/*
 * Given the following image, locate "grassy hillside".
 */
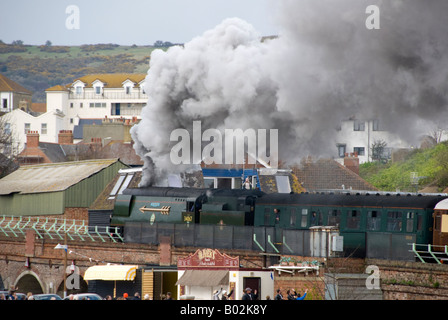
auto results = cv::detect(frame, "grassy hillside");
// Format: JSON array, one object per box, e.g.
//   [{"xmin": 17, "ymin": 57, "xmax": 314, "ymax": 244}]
[
  {"xmin": 0, "ymin": 43, "xmax": 167, "ymax": 102},
  {"xmin": 359, "ymin": 141, "xmax": 448, "ymax": 193}
]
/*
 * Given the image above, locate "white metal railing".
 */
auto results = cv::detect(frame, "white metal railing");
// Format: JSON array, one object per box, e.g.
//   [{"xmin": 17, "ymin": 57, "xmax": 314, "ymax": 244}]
[
  {"xmin": 69, "ymin": 92, "xmax": 148, "ymax": 100},
  {"xmin": 0, "ymin": 215, "xmax": 123, "ymax": 243}
]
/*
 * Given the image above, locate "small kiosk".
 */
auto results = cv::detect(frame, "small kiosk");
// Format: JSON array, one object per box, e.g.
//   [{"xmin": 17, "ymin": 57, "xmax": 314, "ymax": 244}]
[{"xmin": 176, "ymin": 248, "xmax": 274, "ymax": 300}]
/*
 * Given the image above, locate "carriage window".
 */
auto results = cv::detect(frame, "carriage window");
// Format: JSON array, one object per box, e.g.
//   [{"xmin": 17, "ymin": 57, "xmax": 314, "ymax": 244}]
[
  {"xmin": 387, "ymin": 211, "xmax": 402, "ymax": 232},
  {"xmin": 264, "ymin": 208, "xmax": 271, "ymax": 225},
  {"xmin": 328, "ymin": 209, "xmax": 341, "ymax": 227},
  {"xmin": 417, "ymin": 214, "xmax": 423, "ymax": 231},
  {"xmin": 301, "ymin": 209, "xmax": 308, "ymax": 227},
  {"xmin": 406, "ymin": 212, "xmax": 415, "ymax": 232},
  {"xmin": 434, "ymin": 214, "xmax": 441, "ymax": 231},
  {"xmin": 367, "ymin": 210, "xmax": 381, "ymax": 231},
  {"xmin": 347, "ymin": 210, "xmax": 360, "ymax": 229},
  {"xmin": 290, "ymin": 208, "xmax": 296, "ymax": 226},
  {"xmin": 310, "ymin": 211, "xmax": 322, "ymax": 226}
]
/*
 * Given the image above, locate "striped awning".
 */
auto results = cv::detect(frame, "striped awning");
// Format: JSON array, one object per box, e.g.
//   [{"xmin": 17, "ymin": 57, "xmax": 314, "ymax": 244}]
[
  {"xmin": 175, "ymin": 270, "xmax": 229, "ymax": 287},
  {"xmin": 84, "ymin": 265, "xmax": 138, "ymax": 281}
]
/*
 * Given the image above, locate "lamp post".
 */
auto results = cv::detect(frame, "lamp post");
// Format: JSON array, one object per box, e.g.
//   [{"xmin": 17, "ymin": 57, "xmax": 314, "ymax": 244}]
[{"xmin": 54, "ymin": 233, "xmax": 68, "ymax": 299}]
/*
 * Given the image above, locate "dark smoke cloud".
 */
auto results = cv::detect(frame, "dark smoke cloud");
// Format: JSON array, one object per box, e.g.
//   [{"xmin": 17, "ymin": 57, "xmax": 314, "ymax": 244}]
[{"xmin": 132, "ymin": 0, "xmax": 448, "ymax": 186}]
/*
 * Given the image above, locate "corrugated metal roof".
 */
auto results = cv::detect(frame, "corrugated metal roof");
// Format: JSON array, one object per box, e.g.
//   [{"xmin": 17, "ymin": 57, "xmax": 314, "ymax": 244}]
[{"xmin": 0, "ymin": 158, "xmax": 121, "ymax": 195}]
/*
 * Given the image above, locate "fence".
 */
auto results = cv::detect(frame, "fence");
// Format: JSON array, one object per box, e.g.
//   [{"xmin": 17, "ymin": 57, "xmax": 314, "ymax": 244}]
[
  {"xmin": 0, "ymin": 215, "xmax": 122, "ymax": 243},
  {"xmin": 124, "ymin": 222, "xmax": 314, "ymax": 256}
]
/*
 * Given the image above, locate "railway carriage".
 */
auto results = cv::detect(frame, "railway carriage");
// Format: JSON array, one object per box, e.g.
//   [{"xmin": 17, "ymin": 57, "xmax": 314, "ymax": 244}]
[{"xmin": 110, "ymin": 186, "xmax": 448, "ymax": 259}]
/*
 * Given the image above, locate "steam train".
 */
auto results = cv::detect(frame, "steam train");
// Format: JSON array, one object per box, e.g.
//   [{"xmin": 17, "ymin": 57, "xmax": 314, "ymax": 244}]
[{"xmin": 111, "ymin": 186, "xmax": 448, "ymax": 259}]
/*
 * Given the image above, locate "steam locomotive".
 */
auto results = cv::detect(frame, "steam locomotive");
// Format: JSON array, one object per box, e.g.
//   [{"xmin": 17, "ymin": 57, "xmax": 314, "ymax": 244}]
[{"xmin": 111, "ymin": 186, "xmax": 448, "ymax": 259}]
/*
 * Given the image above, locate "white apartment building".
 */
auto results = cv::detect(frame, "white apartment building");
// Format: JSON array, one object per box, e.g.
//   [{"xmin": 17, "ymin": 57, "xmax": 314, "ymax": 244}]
[
  {"xmin": 46, "ymin": 73, "xmax": 147, "ymax": 130},
  {"xmin": 2, "ymin": 73, "xmax": 148, "ymax": 151},
  {"xmin": 334, "ymin": 118, "xmax": 411, "ymax": 164}
]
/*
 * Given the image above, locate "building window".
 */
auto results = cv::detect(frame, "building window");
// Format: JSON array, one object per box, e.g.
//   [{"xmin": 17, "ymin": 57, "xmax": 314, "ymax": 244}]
[
  {"xmin": 70, "ymin": 118, "xmax": 73, "ymax": 124},
  {"xmin": 24, "ymin": 123, "xmax": 30, "ymax": 134},
  {"xmin": 41, "ymin": 123, "xmax": 47, "ymax": 135},
  {"xmin": 70, "ymin": 103, "xmax": 73, "ymax": 108},
  {"xmin": 75, "ymin": 86, "xmax": 83, "ymax": 95},
  {"xmin": 90, "ymin": 103, "xmax": 106, "ymax": 108},
  {"xmin": 337, "ymin": 144, "xmax": 346, "ymax": 158},
  {"xmin": 95, "ymin": 86, "xmax": 101, "ymax": 95},
  {"xmin": 353, "ymin": 147, "xmax": 365, "ymax": 156},
  {"xmin": 372, "ymin": 119, "xmax": 380, "ymax": 131},
  {"xmin": 353, "ymin": 120, "xmax": 365, "ymax": 131},
  {"xmin": 126, "ymin": 86, "xmax": 131, "ymax": 94},
  {"xmin": 275, "ymin": 175, "xmax": 291, "ymax": 193},
  {"xmin": 80, "ymin": 103, "xmax": 83, "ymax": 108},
  {"xmin": 2, "ymin": 98, "xmax": 7, "ymax": 109},
  {"xmin": 4, "ymin": 122, "xmax": 11, "ymax": 135}
]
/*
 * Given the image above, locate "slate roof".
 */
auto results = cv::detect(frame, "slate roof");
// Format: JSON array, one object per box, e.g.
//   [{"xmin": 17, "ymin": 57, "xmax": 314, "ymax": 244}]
[{"xmin": 293, "ymin": 158, "xmax": 378, "ymax": 192}]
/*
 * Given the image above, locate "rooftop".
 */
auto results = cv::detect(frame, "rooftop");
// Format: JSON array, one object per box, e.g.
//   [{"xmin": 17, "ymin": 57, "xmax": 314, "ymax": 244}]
[
  {"xmin": 0, "ymin": 73, "xmax": 32, "ymax": 94},
  {"xmin": 0, "ymin": 158, "xmax": 123, "ymax": 195},
  {"xmin": 46, "ymin": 73, "xmax": 147, "ymax": 91}
]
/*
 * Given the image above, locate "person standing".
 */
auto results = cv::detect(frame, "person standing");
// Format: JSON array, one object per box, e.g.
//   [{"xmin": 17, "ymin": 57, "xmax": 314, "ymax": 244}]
[
  {"xmin": 242, "ymin": 288, "xmax": 252, "ymax": 300},
  {"xmin": 275, "ymin": 289, "xmax": 283, "ymax": 300},
  {"xmin": 296, "ymin": 289, "xmax": 308, "ymax": 300}
]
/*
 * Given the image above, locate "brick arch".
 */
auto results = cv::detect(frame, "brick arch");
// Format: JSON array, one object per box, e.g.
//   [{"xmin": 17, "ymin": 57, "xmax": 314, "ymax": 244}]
[
  {"xmin": 56, "ymin": 268, "xmax": 88, "ymax": 297},
  {"xmin": 14, "ymin": 270, "xmax": 45, "ymax": 295}
]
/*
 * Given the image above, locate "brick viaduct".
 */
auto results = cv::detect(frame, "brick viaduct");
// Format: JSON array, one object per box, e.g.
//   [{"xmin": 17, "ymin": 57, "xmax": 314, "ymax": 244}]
[{"xmin": 2, "ymin": 230, "xmax": 448, "ymax": 299}]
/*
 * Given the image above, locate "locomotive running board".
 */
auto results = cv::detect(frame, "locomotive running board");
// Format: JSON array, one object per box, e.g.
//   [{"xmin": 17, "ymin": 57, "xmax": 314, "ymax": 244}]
[{"xmin": 139, "ymin": 206, "xmax": 171, "ymax": 215}]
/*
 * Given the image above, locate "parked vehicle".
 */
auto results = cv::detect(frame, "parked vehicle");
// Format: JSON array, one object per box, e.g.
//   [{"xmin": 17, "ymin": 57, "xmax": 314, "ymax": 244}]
[
  {"xmin": 29, "ymin": 294, "xmax": 62, "ymax": 300},
  {"xmin": 68, "ymin": 293, "xmax": 103, "ymax": 300}
]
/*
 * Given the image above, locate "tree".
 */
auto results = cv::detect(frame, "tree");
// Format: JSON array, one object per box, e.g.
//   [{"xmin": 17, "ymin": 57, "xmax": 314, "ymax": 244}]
[
  {"xmin": 11, "ymin": 40, "xmax": 24, "ymax": 46},
  {"xmin": 45, "ymin": 40, "xmax": 52, "ymax": 47},
  {"xmin": 0, "ymin": 115, "xmax": 20, "ymax": 178},
  {"xmin": 371, "ymin": 139, "xmax": 388, "ymax": 162}
]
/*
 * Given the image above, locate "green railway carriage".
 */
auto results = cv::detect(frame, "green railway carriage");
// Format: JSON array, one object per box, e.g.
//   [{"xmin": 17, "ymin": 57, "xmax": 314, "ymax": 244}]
[
  {"xmin": 111, "ymin": 186, "xmax": 448, "ymax": 259},
  {"xmin": 254, "ymin": 192, "xmax": 446, "ymax": 256}
]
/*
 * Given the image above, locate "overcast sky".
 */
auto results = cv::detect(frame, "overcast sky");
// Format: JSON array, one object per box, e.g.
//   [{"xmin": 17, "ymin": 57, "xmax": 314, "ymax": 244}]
[{"xmin": 0, "ymin": 0, "xmax": 279, "ymax": 46}]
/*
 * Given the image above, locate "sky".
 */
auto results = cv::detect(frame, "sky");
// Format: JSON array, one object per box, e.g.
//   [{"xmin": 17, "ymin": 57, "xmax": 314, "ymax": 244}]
[{"xmin": 0, "ymin": 0, "xmax": 279, "ymax": 46}]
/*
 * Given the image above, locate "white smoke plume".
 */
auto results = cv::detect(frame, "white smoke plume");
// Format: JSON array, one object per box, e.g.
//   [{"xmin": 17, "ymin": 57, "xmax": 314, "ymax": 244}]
[{"xmin": 131, "ymin": 0, "xmax": 448, "ymax": 187}]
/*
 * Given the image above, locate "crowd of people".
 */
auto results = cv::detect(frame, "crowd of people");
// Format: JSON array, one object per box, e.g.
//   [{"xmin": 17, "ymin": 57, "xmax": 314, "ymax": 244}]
[{"xmin": 1, "ymin": 288, "xmax": 308, "ymax": 300}]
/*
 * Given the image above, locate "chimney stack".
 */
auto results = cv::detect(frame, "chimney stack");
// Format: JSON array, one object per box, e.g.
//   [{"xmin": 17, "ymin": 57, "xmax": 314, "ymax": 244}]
[
  {"xmin": 344, "ymin": 152, "xmax": 359, "ymax": 175},
  {"xmin": 58, "ymin": 130, "xmax": 73, "ymax": 145},
  {"xmin": 26, "ymin": 131, "xmax": 40, "ymax": 148}
]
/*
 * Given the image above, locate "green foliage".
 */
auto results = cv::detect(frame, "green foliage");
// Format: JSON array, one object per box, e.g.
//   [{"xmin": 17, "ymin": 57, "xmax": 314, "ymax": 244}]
[
  {"xmin": 0, "ymin": 44, "xmax": 155, "ymax": 102},
  {"xmin": 360, "ymin": 142, "xmax": 448, "ymax": 192}
]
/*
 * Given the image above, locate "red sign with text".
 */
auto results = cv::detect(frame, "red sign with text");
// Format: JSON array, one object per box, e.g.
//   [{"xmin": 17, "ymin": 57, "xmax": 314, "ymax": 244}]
[{"xmin": 177, "ymin": 248, "xmax": 239, "ymax": 269}]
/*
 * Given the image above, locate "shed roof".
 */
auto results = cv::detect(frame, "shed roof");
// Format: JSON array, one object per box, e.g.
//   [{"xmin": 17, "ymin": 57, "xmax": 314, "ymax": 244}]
[{"xmin": 0, "ymin": 158, "xmax": 122, "ymax": 195}]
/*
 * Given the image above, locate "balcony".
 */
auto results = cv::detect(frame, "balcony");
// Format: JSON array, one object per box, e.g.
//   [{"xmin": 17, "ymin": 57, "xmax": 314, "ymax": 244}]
[{"xmin": 69, "ymin": 91, "xmax": 148, "ymax": 100}]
